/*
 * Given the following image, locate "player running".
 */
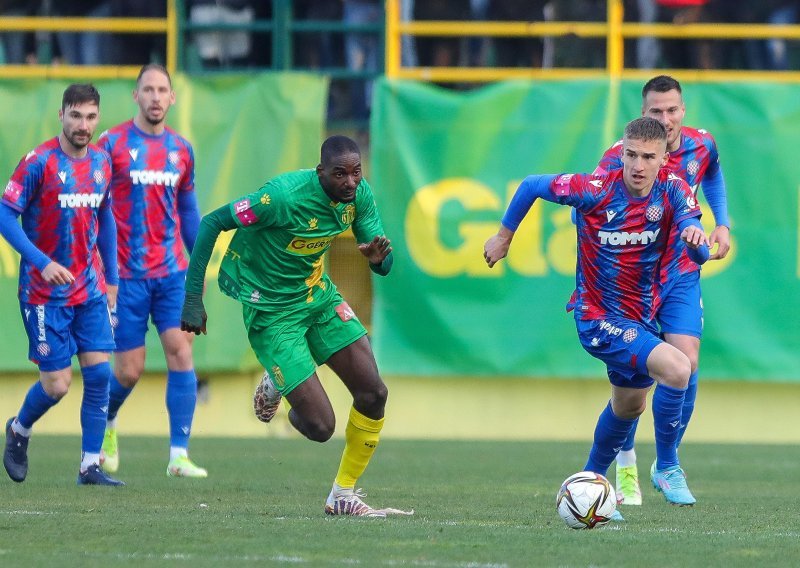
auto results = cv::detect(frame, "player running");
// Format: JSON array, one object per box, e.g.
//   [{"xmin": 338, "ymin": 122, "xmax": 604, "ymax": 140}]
[
  {"xmin": 594, "ymin": 75, "xmax": 730, "ymax": 506},
  {"xmin": 1, "ymin": 84, "xmax": 123, "ymax": 486},
  {"xmin": 97, "ymin": 64, "xmax": 206, "ymax": 478},
  {"xmin": 181, "ymin": 135, "xmax": 413, "ymax": 518},
  {"xmin": 485, "ymin": 118, "xmax": 710, "ymax": 520}
]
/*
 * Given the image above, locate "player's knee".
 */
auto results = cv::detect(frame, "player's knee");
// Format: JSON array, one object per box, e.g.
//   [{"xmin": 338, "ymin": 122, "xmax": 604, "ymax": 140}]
[
  {"xmin": 305, "ymin": 418, "xmax": 335, "ymax": 442},
  {"xmin": 353, "ymin": 381, "xmax": 388, "ymax": 415},
  {"xmin": 114, "ymin": 366, "xmax": 143, "ymax": 388},
  {"xmin": 44, "ymin": 380, "xmax": 70, "ymax": 400},
  {"xmin": 663, "ymin": 352, "xmax": 691, "ymax": 389}
]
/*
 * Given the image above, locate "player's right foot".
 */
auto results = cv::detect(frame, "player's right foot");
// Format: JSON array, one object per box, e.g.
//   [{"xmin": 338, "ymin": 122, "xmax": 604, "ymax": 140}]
[
  {"xmin": 615, "ymin": 463, "xmax": 642, "ymax": 505},
  {"xmin": 167, "ymin": 455, "xmax": 208, "ymax": 478},
  {"xmin": 253, "ymin": 371, "xmax": 282, "ymax": 423},
  {"xmin": 77, "ymin": 464, "xmax": 125, "ymax": 486},
  {"xmin": 100, "ymin": 426, "xmax": 119, "ymax": 473},
  {"xmin": 325, "ymin": 486, "xmax": 386, "ymax": 517},
  {"xmin": 4, "ymin": 417, "xmax": 29, "ymax": 483},
  {"xmin": 651, "ymin": 464, "xmax": 696, "ymax": 506}
]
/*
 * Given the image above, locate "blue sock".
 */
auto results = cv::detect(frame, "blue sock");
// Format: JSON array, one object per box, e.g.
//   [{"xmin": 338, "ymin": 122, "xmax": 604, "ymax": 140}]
[
  {"xmin": 17, "ymin": 381, "xmax": 59, "ymax": 429},
  {"xmin": 107, "ymin": 373, "xmax": 133, "ymax": 422},
  {"xmin": 584, "ymin": 401, "xmax": 638, "ymax": 476},
  {"xmin": 166, "ymin": 370, "xmax": 197, "ymax": 449},
  {"xmin": 653, "ymin": 383, "xmax": 687, "ymax": 470},
  {"xmin": 676, "ymin": 370, "xmax": 699, "ymax": 447},
  {"xmin": 80, "ymin": 362, "xmax": 112, "ymax": 454},
  {"xmin": 621, "ymin": 417, "xmax": 639, "ymax": 452}
]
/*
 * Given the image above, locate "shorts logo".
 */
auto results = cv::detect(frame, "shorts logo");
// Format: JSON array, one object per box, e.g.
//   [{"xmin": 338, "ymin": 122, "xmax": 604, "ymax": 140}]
[
  {"xmin": 622, "ymin": 328, "xmax": 638, "ymax": 343},
  {"xmin": 35, "ymin": 305, "xmax": 46, "ymax": 341},
  {"xmin": 271, "ymin": 365, "xmax": 285, "ymax": 388},
  {"xmin": 36, "ymin": 343, "xmax": 50, "ymax": 357},
  {"xmin": 646, "ymin": 205, "xmax": 663, "ymax": 222},
  {"xmin": 249, "ymin": 290, "xmax": 260, "ymax": 303},
  {"xmin": 335, "ymin": 301, "xmax": 356, "ymax": 322},
  {"xmin": 599, "ymin": 320, "xmax": 623, "ymax": 336}
]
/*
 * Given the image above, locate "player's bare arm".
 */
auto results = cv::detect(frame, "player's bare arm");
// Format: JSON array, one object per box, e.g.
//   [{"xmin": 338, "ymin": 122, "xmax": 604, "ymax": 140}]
[
  {"xmin": 40, "ymin": 261, "xmax": 75, "ymax": 286},
  {"xmin": 484, "ymin": 226, "xmax": 514, "ymax": 268},
  {"xmin": 106, "ymin": 284, "xmax": 118, "ymax": 310},
  {"xmin": 357, "ymin": 235, "xmax": 392, "ymax": 264},
  {"xmin": 708, "ymin": 225, "xmax": 730, "ymax": 260}
]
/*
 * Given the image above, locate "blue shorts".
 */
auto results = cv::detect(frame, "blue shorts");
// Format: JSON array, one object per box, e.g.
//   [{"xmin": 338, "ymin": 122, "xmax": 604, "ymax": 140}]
[
  {"xmin": 112, "ymin": 272, "xmax": 186, "ymax": 352},
  {"xmin": 20, "ymin": 296, "xmax": 115, "ymax": 372},
  {"xmin": 657, "ymin": 270, "xmax": 703, "ymax": 338},
  {"xmin": 576, "ymin": 316, "xmax": 663, "ymax": 389}
]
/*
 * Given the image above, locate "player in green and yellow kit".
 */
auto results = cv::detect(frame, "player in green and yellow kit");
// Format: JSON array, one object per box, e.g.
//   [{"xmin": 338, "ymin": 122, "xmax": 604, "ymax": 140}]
[{"xmin": 181, "ymin": 135, "xmax": 412, "ymax": 518}]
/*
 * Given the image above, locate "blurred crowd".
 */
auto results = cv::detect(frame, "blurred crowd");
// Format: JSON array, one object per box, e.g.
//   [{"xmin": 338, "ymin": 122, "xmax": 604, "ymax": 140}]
[{"xmin": 2, "ymin": 0, "xmax": 798, "ymax": 123}]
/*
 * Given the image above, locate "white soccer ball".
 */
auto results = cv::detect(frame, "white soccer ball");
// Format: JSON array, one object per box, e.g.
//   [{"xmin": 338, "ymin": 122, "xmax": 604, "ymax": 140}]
[{"xmin": 556, "ymin": 471, "xmax": 616, "ymax": 529}]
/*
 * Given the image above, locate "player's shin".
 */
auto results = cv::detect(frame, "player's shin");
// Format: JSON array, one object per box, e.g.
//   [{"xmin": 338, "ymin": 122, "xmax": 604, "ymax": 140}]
[
  {"xmin": 80, "ymin": 362, "xmax": 112, "ymax": 470},
  {"xmin": 334, "ymin": 406, "xmax": 384, "ymax": 488},
  {"xmin": 676, "ymin": 370, "xmax": 698, "ymax": 447},
  {"xmin": 584, "ymin": 402, "xmax": 638, "ymax": 476},
  {"xmin": 106, "ymin": 373, "xmax": 133, "ymax": 422},
  {"xmin": 652, "ymin": 383, "xmax": 687, "ymax": 470},
  {"xmin": 17, "ymin": 381, "xmax": 59, "ymax": 430},
  {"xmin": 166, "ymin": 370, "xmax": 197, "ymax": 452}
]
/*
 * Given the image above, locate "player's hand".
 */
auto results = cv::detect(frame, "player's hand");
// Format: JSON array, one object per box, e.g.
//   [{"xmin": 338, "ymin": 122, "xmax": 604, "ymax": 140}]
[
  {"xmin": 680, "ymin": 225, "xmax": 709, "ymax": 249},
  {"xmin": 484, "ymin": 227, "xmax": 514, "ymax": 268},
  {"xmin": 181, "ymin": 292, "xmax": 207, "ymax": 335},
  {"xmin": 40, "ymin": 261, "xmax": 75, "ymax": 286},
  {"xmin": 106, "ymin": 284, "xmax": 118, "ymax": 311},
  {"xmin": 708, "ymin": 225, "xmax": 731, "ymax": 260},
  {"xmin": 357, "ymin": 235, "xmax": 392, "ymax": 264}
]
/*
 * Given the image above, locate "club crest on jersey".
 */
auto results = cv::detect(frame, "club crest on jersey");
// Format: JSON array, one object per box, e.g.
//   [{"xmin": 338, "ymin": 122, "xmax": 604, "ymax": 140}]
[
  {"xmin": 341, "ymin": 204, "xmax": 356, "ymax": 225},
  {"xmin": 645, "ymin": 205, "xmax": 663, "ymax": 222},
  {"xmin": 168, "ymin": 151, "xmax": 179, "ymax": 165},
  {"xmin": 622, "ymin": 328, "xmax": 638, "ymax": 343},
  {"xmin": 687, "ymin": 160, "xmax": 700, "ymax": 176},
  {"xmin": 93, "ymin": 169, "xmax": 105, "ymax": 184}
]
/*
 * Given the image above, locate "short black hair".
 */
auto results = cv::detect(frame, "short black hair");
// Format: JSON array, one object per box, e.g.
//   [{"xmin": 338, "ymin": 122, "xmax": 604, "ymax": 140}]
[
  {"xmin": 62, "ymin": 83, "xmax": 100, "ymax": 110},
  {"xmin": 320, "ymin": 135, "xmax": 360, "ymax": 166},
  {"xmin": 642, "ymin": 75, "xmax": 682, "ymax": 98},
  {"xmin": 136, "ymin": 63, "xmax": 172, "ymax": 87},
  {"xmin": 624, "ymin": 116, "xmax": 667, "ymax": 143}
]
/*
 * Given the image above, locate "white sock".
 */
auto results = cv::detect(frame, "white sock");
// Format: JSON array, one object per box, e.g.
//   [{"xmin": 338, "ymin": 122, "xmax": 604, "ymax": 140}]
[
  {"xmin": 80, "ymin": 452, "xmax": 100, "ymax": 472},
  {"xmin": 107, "ymin": 417, "xmax": 117, "ymax": 429},
  {"xmin": 169, "ymin": 446, "xmax": 188, "ymax": 461},
  {"xmin": 11, "ymin": 418, "xmax": 32, "ymax": 438},
  {"xmin": 616, "ymin": 449, "xmax": 637, "ymax": 468}
]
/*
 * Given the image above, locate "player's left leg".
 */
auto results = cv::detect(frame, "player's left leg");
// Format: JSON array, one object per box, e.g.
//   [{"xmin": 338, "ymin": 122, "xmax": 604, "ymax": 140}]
[
  {"xmin": 154, "ymin": 273, "xmax": 206, "ymax": 478},
  {"xmin": 309, "ymin": 297, "xmax": 413, "ymax": 517},
  {"xmin": 73, "ymin": 298, "xmax": 125, "ymax": 486}
]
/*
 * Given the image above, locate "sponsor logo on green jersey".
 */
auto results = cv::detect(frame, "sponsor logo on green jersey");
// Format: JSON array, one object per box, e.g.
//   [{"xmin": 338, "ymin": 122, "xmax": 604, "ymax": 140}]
[{"xmin": 286, "ymin": 235, "xmax": 334, "ymax": 255}]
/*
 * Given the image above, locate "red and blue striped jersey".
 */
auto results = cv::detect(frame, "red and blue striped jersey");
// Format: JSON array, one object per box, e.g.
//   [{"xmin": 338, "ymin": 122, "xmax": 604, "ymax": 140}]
[
  {"xmin": 554, "ymin": 169, "xmax": 701, "ymax": 323},
  {"xmin": 2, "ymin": 137, "xmax": 112, "ymax": 306},
  {"xmin": 595, "ymin": 126, "xmax": 720, "ymax": 283},
  {"xmin": 98, "ymin": 120, "xmax": 195, "ymax": 279}
]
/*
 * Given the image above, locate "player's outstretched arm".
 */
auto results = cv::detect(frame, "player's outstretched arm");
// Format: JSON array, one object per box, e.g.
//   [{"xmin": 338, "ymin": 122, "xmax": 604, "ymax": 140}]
[
  {"xmin": 181, "ymin": 203, "xmax": 238, "ymax": 335},
  {"xmin": 484, "ymin": 226, "xmax": 514, "ymax": 268}
]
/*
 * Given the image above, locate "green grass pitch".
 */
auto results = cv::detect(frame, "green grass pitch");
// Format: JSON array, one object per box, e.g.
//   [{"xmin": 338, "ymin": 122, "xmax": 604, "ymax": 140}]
[{"xmin": 1, "ymin": 436, "xmax": 798, "ymax": 567}]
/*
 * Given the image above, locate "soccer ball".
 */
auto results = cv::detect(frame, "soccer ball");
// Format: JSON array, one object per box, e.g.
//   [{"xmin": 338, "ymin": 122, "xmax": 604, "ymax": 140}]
[{"xmin": 556, "ymin": 471, "xmax": 616, "ymax": 529}]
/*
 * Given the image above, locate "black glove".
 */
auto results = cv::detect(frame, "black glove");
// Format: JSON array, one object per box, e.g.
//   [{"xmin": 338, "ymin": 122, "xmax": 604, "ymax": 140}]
[{"xmin": 181, "ymin": 291, "xmax": 207, "ymax": 335}]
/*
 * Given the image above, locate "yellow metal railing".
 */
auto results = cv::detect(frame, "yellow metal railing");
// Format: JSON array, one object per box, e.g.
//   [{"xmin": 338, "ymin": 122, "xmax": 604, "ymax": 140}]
[
  {"xmin": 0, "ymin": 0, "xmax": 177, "ymax": 79},
  {"xmin": 385, "ymin": 0, "xmax": 800, "ymax": 83}
]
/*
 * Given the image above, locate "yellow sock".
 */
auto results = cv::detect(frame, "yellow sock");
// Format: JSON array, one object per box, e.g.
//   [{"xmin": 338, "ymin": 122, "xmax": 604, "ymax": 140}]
[{"xmin": 334, "ymin": 406, "xmax": 384, "ymax": 488}]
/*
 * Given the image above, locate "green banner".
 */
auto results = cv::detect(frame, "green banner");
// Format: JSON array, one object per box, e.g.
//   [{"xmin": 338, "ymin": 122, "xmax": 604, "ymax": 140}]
[
  {"xmin": 371, "ymin": 78, "xmax": 800, "ymax": 382},
  {"xmin": 0, "ymin": 73, "xmax": 327, "ymax": 372}
]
